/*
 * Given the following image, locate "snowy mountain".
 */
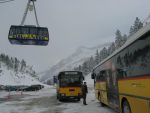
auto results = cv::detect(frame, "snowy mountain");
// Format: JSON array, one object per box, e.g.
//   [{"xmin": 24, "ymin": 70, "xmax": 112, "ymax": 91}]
[
  {"xmin": 41, "ymin": 42, "xmax": 111, "ymax": 81},
  {"xmin": 0, "ymin": 62, "xmax": 41, "ymax": 86}
]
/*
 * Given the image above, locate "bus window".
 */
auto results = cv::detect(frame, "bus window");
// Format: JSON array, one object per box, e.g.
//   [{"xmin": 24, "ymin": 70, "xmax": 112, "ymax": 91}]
[
  {"xmin": 59, "ymin": 74, "xmax": 82, "ymax": 87},
  {"xmin": 99, "ymin": 70, "xmax": 106, "ymax": 81},
  {"xmin": 125, "ymin": 35, "xmax": 150, "ymax": 77},
  {"xmin": 96, "ymin": 73, "xmax": 100, "ymax": 81},
  {"xmin": 117, "ymin": 69, "xmax": 127, "ymax": 79}
]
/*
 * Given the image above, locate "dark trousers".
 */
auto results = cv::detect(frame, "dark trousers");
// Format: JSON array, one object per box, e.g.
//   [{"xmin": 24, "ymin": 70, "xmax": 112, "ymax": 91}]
[{"xmin": 83, "ymin": 94, "xmax": 87, "ymax": 105}]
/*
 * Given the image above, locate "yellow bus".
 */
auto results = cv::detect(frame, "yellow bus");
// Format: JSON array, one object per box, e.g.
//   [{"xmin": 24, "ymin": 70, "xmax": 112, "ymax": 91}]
[
  {"xmin": 56, "ymin": 71, "xmax": 84, "ymax": 101},
  {"xmin": 91, "ymin": 24, "xmax": 150, "ymax": 113}
]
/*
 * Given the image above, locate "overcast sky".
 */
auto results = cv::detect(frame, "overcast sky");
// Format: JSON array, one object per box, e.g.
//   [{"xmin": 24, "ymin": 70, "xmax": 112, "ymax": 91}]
[{"xmin": 0, "ymin": 0, "xmax": 150, "ymax": 72}]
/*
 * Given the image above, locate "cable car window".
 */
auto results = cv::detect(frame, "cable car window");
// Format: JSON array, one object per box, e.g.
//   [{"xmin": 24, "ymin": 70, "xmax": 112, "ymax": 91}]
[
  {"xmin": 16, "ymin": 27, "xmax": 21, "ymax": 36},
  {"xmin": 9, "ymin": 27, "xmax": 15, "ymax": 36},
  {"xmin": 21, "ymin": 27, "xmax": 29, "ymax": 34},
  {"xmin": 30, "ymin": 27, "xmax": 37, "ymax": 35},
  {"xmin": 37, "ymin": 28, "xmax": 49, "ymax": 41}
]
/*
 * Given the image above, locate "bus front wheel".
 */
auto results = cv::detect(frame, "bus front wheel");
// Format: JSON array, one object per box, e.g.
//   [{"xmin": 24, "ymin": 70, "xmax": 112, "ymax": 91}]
[{"xmin": 122, "ymin": 100, "xmax": 131, "ymax": 113}]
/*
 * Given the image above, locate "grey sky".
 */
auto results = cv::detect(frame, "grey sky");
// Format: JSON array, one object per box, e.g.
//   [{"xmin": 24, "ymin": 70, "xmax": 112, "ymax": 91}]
[{"xmin": 0, "ymin": 0, "xmax": 150, "ymax": 72}]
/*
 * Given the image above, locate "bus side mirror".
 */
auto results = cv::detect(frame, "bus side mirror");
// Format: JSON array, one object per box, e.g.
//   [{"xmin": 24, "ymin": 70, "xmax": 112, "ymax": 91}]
[{"xmin": 91, "ymin": 73, "xmax": 95, "ymax": 79}]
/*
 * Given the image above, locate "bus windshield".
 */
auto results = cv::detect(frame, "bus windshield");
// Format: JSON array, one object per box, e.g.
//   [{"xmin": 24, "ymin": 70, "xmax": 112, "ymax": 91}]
[{"xmin": 59, "ymin": 73, "xmax": 83, "ymax": 87}]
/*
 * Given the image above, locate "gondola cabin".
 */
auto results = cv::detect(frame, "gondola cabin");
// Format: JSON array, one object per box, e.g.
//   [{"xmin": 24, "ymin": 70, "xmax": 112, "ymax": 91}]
[{"xmin": 8, "ymin": 25, "xmax": 49, "ymax": 46}]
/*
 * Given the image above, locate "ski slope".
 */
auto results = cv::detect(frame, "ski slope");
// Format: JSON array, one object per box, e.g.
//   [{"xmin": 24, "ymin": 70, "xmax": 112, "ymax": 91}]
[{"xmin": 0, "ymin": 66, "xmax": 41, "ymax": 86}]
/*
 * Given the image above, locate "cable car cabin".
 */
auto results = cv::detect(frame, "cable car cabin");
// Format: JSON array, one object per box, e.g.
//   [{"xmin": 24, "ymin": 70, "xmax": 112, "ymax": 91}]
[{"xmin": 8, "ymin": 25, "xmax": 49, "ymax": 46}]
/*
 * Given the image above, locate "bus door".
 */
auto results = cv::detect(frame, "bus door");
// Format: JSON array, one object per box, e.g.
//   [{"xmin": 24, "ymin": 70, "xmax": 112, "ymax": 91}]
[{"xmin": 106, "ymin": 69, "xmax": 120, "ymax": 111}]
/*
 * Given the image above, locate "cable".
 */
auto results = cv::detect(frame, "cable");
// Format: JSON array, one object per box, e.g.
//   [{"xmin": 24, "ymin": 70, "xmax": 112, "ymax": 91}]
[
  {"xmin": 33, "ymin": 1, "xmax": 39, "ymax": 27},
  {"xmin": 20, "ymin": 0, "xmax": 40, "ymax": 27},
  {"xmin": 0, "ymin": 0, "xmax": 15, "ymax": 3},
  {"xmin": 20, "ymin": 0, "xmax": 30, "ymax": 26}
]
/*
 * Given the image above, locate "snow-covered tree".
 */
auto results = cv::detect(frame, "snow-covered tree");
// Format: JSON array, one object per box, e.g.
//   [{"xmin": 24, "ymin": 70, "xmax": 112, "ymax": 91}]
[
  {"xmin": 129, "ymin": 17, "xmax": 143, "ymax": 36},
  {"xmin": 115, "ymin": 30, "xmax": 123, "ymax": 49},
  {"xmin": 122, "ymin": 34, "xmax": 127, "ymax": 45},
  {"xmin": 72, "ymin": 17, "xmax": 144, "ymax": 76},
  {"xmin": 20, "ymin": 59, "xmax": 26, "ymax": 72},
  {"xmin": 82, "ymin": 62, "xmax": 89, "ymax": 75},
  {"xmin": 95, "ymin": 49, "xmax": 100, "ymax": 65},
  {"xmin": 129, "ymin": 26, "xmax": 134, "ymax": 36},
  {"xmin": 14, "ymin": 57, "xmax": 20, "ymax": 72},
  {"xmin": 133, "ymin": 17, "xmax": 143, "ymax": 32},
  {"xmin": 108, "ymin": 42, "xmax": 116, "ymax": 55},
  {"xmin": 88, "ymin": 56, "xmax": 95, "ymax": 72},
  {"xmin": 99, "ymin": 47, "xmax": 108, "ymax": 61}
]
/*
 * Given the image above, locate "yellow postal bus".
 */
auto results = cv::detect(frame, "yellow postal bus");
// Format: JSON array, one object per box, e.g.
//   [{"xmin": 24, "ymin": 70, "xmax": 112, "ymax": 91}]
[
  {"xmin": 56, "ymin": 71, "xmax": 84, "ymax": 101},
  {"xmin": 91, "ymin": 24, "xmax": 150, "ymax": 113}
]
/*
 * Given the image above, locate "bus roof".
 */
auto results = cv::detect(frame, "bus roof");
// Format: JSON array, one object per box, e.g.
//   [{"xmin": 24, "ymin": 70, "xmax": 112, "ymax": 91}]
[{"xmin": 93, "ymin": 23, "xmax": 150, "ymax": 71}]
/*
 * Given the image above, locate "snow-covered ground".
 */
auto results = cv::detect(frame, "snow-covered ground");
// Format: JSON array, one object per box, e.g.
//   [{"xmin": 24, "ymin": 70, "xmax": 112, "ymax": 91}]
[
  {"xmin": 0, "ymin": 73, "xmax": 117, "ymax": 113},
  {"xmin": 58, "ymin": 73, "xmax": 116, "ymax": 113},
  {"xmin": 0, "ymin": 86, "xmax": 56, "ymax": 113},
  {"xmin": 59, "ymin": 90, "xmax": 116, "ymax": 113}
]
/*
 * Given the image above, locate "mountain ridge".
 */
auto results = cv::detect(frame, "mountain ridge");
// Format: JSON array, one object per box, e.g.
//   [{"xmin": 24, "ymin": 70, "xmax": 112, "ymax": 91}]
[{"xmin": 41, "ymin": 42, "xmax": 111, "ymax": 81}]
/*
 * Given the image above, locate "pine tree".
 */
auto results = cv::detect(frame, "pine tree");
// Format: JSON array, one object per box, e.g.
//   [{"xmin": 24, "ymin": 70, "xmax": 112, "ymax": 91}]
[
  {"xmin": 95, "ymin": 49, "xmax": 100, "ymax": 65},
  {"xmin": 88, "ymin": 56, "xmax": 95, "ymax": 71},
  {"xmin": 82, "ymin": 62, "xmax": 89, "ymax": 75},
  {"xmin": 122, "ymin": 34, "xmax": 127, "ymax": 45},
  {"xmin": 10, "ymin": 57, "xmax": 14, "ymax": 69},
  {"xmin": 20, "ymin": 59, "xmax": 26, "ymax": 72},
  {"xmin": 129, "ymin": 26, "xmax": 134, "ymax": 36},
  {"xmin": 5, "ymin": 55, "xmax": 11, "ymax": 70},
  {"xmin": 129, "ymin": 17, "xmax": 143, "ymax": 36},
  {"xmin": 14, "ymin": 57, "xmax": 19, "ymax": 72},
  {"xmin": 108, "ymin": 42, "xmax": 116, "ymax": 55},
  {"xmin": 99, "ymin": 47, "xmax": 108, "ymax": 61},
  {"xmin": 133, "ymin": 17, "xmax": 143, "ymax": 32},
  {"xmin": 78, "ymin": 65, "xmax": 82, "ymax": 71},
  {"xmin": 115, "ymin": 29, "xmax": 123, "ymax": 49}
]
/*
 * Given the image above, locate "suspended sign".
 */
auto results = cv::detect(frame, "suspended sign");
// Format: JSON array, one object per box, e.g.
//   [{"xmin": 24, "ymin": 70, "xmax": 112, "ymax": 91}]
[{"xmin": 8, "ymin": 25, "xmax": 49, "ymax": 46}]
